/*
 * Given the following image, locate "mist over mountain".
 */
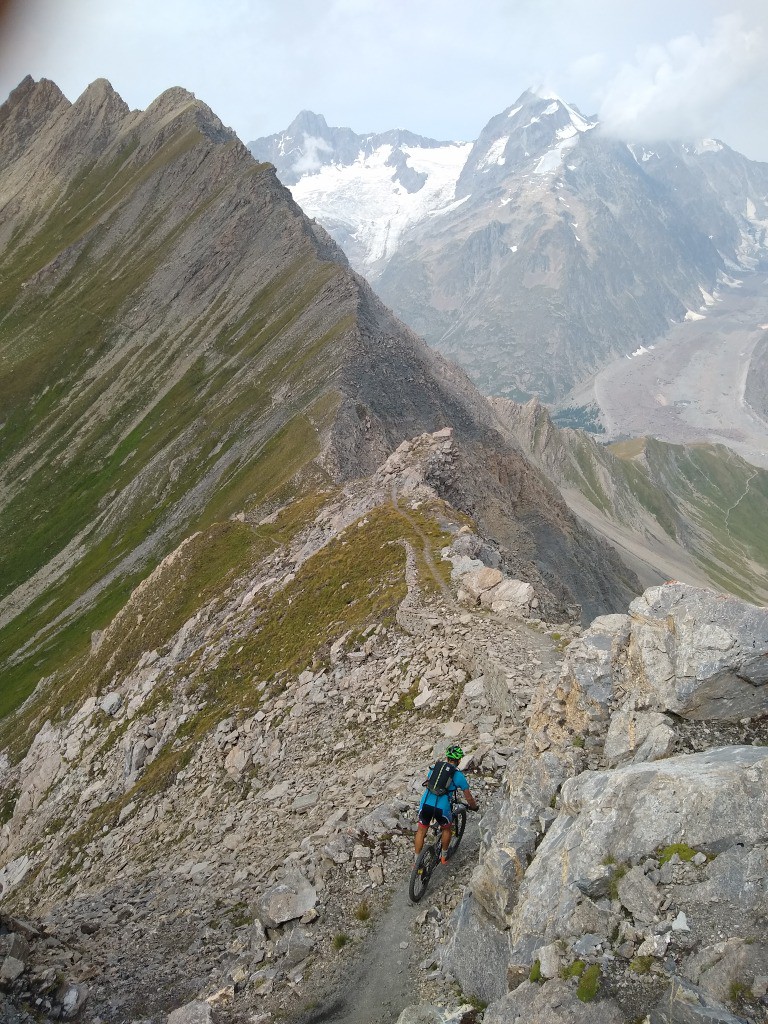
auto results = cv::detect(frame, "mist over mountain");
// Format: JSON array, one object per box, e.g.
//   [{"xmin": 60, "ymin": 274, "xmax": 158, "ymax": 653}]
[{"xmin": 251, "ymin": 89, "xmax": 768, "ymax": 402}]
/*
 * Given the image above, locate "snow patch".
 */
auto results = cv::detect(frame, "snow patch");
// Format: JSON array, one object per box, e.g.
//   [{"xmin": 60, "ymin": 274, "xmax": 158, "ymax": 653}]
[
  {"xmin": 628, "ymin": 144, "xmax": 658, "ymax": 163},
  {"xmin": 499, "ymin": 197, "xmax": 512, "ymax": 206},
  {"xmin": 699, "ymin": 286, "xmax": 716, "ymax": 307},
  {"xmin": 534, "ymin": 135, "xmax": 578, "ymax": 175},
  {"xmin": 290, "ymin": 141, "xmax": 473, "ymax": 268},
  {"xmin": 510, "ymin": 245, "xmax": 518, "ymax": 252},
  {"xmin": 694, "ymin": 139, "xmax": 723, "ymax": 155},
  {"xmin": 684, "ymin": 309, "xmax": 706, "ymax": 322},
  {"xmin": 507, "ymin": 105, "xmax": 522, "ymax": 119},
  {"xmin": 478, "ymin": 136, "xmax": 508, "ymax": 171},
  {"xmin": 628, "ymin": 344, "xmax": 656, "ymax": 358}
]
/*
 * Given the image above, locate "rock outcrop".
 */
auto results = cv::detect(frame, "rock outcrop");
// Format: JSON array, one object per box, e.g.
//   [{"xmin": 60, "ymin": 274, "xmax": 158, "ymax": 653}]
[{"xmin": 433, "ymin": 581, "xmax": 768, "ymax": 1023}]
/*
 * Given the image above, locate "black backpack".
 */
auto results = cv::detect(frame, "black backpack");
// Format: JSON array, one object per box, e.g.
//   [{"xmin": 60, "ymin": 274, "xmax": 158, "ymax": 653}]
[{"xmin": 423, "ymin": 760, "xmax": 457, "ymax": 797}]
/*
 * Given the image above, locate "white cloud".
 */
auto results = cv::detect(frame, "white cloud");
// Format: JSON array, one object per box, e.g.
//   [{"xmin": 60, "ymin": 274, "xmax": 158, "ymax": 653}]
[
  {"xmin": 292, "ymin": 134, "xmax": 332, "ymax": 175},
  {"xmin": 598, "ymin": 12, "xmax": 768, "ymax": 142}
]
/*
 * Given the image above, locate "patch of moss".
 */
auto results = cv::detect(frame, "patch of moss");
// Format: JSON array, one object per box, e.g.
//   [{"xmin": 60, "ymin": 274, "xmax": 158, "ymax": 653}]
[
  {"xmin": 0, "ymin": 789, "xmax": 19, "ymax": 825},
  {"xmin": 560, "ymin": 959, "xmax": 586, "ymax": 979},
  {"xmin": 657, "ymin": 843, "xmax": 699, "ymax": 865},
  {"xmin": 576, "ymin": 964, "xmax": 601, "ymax": 1002},
  {"xmin": 629, "ymin": 956, "xmax": 653, "ymax": 975},
  {"xmin": 529, "ymin": 959, "xmax": 543, "ymax": 983},
  {"xmin": 608, "ymin": 862, "xmax": 630, "ymax": 900}
]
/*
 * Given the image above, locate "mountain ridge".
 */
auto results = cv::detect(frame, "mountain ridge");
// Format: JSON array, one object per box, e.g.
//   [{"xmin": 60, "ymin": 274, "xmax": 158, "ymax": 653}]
[
  {"xmin": 0, "ymin": 76, "xmax": 638, "ymax": 723},
  {"xmin": 251, "ymin": 89, "xmax": 768, "ymax": 402}
]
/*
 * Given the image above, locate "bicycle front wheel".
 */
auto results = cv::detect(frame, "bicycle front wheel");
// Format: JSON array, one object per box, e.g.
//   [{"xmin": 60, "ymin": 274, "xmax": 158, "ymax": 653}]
[
  {"xmin": 409, "ymin": 846, "xmax": 438, "ymax": 902},
  {"xmin": 448, "ymin": 809, "xmax": 467, "ymax": 857}
]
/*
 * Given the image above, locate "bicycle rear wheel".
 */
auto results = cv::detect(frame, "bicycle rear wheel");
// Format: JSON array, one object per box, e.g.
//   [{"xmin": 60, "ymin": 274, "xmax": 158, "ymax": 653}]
[
  {"xmin": 447, "ymin": 809, "xmax": 467, "ymax": 857},
  {"xmin": 409, "ymin": 845, "xmax": 438, "ymax": 902}
]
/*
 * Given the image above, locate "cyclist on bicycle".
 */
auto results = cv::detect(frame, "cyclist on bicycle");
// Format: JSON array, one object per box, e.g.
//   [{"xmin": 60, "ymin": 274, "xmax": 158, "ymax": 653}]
[{"xmin": 414, "ymin": 744, "xmax": 479, "ymax": 865}]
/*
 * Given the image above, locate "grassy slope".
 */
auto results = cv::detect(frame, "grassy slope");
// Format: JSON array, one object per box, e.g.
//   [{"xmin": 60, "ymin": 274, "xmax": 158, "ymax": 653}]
[
  {"xmin": 1, "ymin": 495, "xmax": 456, "ymax": 861},
  {"xmin": 507, "ymin": 405, "xmax": 768, "ymax": 602},
  {"xmin": 0, "ymin": 113, "xmax": 353, "ymax": 718}
]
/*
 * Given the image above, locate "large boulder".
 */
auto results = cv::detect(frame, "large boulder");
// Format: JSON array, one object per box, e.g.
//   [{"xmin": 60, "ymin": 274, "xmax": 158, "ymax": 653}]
[
  {"xmin": 440, "ymin": 893, "xmax": 511, "ymax": 1005},
  {"xmin": 256, "ymin": 871, "xmax": 317, "ymax": 928},
  {"xmin": 507, "ymin": 746, "xmax": 768, "ymax": 955},
  {"xmin": 484, "ymin": 978, "xmax": 625, "ymax": 1024},
  {"xmin": 167, "ymin": 1001, "xmax": 213, "ymax": 1024},
  {"xmin": 628, "ymin": 584, "xmax": 768, "ymax": 720}
]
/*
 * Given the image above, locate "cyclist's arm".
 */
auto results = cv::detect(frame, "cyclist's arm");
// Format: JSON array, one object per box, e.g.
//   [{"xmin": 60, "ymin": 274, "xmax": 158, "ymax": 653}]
[{"xmin": 462, "ymin": 788, "xmax": 479, "ymax": 811}]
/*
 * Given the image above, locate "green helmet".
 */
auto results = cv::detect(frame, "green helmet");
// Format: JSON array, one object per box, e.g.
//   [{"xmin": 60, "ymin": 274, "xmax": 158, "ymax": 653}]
[{"xmin": 445, "ymin": 744, "xmax": 464, "ymax": 761}]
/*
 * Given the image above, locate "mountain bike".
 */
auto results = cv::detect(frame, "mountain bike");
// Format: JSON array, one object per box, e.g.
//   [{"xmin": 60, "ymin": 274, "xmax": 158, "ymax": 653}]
[{"xmin": 408, "ymin": 798, "xmax": 472, "ymax": 903}]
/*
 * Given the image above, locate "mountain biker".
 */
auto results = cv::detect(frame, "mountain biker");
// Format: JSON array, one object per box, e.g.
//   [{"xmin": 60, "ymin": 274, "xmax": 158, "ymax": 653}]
[{"xmin": 414, "ymin": 744, "xmax": 479, "ymax": 865}]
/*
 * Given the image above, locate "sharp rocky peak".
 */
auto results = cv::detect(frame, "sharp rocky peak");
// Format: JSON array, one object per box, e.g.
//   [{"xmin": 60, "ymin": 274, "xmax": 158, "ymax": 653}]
[{"xmin": 70, "ymin": 77, "xmax": 130, "ymax": 125}]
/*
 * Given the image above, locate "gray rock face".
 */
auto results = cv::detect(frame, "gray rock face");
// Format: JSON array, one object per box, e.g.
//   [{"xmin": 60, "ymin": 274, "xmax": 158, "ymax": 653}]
[
  {"xmin": 440, "ymin": 894, "xmax": 511, "ymax": 1005},
  {"xmin": 167, "ymin": 1001, "xmax": 213, "ymax": 1024},
  {"xmin": 509, "ymin": 747, "xmax": 767, "ymax": 953},
  {"xmin": 604, "ymin": 709, "xmax": 676, "ymax": 767},
  {"xmin": 682, "ymin": 938, "xmax": 768, "ymax": 1007},
  {"xmin": 628, "ymin": 584, "xmax": 768, "ymax": 720},
  {"xmin": 396, "ymin": 1006, "xmax": 475, "ymax": 1024},
  {"xmin": 484, "ymin": 978, "xmax": 625, "ymax": 1024},
  {"xmin": 650, "ymin": 976, "xmax": 750, "ymax": 1024}
]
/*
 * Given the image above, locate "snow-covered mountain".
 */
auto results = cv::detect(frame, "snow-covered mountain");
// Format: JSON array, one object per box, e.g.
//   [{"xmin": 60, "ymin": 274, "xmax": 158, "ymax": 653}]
[
  {"xmin": 250, "ymin": 110, "xmax": 471, "ymax": 273},
  {"xmin": 250, "ymin": 90, "xmax": 768, "ymax": 401}
]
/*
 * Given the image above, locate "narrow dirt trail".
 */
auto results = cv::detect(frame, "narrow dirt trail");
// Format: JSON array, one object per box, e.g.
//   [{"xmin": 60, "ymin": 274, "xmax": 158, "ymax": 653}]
[
  {"xmin": 294, "ymin": 823, "xmax": 483, "ymax": 1024},
  {"xmin": 389, "ymin": 487, "xmax": 454, "ymax": 605}
]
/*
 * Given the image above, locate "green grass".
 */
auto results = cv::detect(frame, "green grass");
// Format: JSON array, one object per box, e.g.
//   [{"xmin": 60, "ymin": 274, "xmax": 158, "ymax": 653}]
[
  {"xmin": 657, "ymin": 842, "xmax": 700, "ymax": 865},
  {"xmin": 560, "ymin": 960, "xmax": 586, "ymax": 979},
  {"xmin": 629, "ymin": 956, "xmax": 653, "ymax": 975},
  {"xmin": 198, "ymin": 502, "xmax": 452, "ymax": 708},
  {"xmin": 354, "ymin": 900, "xmax": 371, "ymax": 922},
  {"xmin": 576, "ymin": 964, "xmax": 601, "ymax": 1002},
  {"xmin": 0, "ymin": 118, "xmax": 356, "ymax": 734}
]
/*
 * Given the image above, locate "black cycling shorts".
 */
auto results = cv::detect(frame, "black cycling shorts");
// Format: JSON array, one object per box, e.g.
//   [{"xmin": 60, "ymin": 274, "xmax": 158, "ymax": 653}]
[{"xmin": 418, "ymin": 804, "xmax": 451, "ymax": 828}]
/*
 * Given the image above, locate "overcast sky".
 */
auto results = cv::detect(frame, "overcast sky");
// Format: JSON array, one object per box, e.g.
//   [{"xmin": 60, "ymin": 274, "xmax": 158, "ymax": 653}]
[{"xmin": 1, "ymin": 0, "xmax": 767, "ymax": 160}]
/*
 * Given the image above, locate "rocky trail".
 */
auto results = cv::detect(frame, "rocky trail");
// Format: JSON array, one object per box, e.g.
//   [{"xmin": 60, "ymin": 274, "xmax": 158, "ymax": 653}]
[
  {"xmin": 294, "ymin": 837, "xmax": 479, "ymax": 1024},
  {"xmin": 2, "ymin": 430, "xmax": 766, "ymax": 1024}
]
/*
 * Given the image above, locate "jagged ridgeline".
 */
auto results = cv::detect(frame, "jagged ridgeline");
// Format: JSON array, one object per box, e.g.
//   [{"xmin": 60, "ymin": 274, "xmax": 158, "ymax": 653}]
[{"xmin": 0, "ymin": 77, "xmax": 639, "ymax": 734}]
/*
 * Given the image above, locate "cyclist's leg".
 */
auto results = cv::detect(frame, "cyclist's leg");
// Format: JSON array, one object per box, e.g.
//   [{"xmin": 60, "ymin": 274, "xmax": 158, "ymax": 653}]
[
  {"xmin": 440, "ymin": 823, "xmax": 452, "ymax": 861},
  {"xmin": 415, "ymin": 805, "xmax": 436, "ymax": 857},
  {"xmin": 414, "ymin": 822, "xmax": 429, "ymax": 856}
]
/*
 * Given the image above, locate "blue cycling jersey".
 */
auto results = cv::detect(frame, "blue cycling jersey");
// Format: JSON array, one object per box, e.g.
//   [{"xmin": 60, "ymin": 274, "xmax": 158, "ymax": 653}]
[{"xmin": 419, "ymin": 767, "xmax": 469, "ymax": 818}]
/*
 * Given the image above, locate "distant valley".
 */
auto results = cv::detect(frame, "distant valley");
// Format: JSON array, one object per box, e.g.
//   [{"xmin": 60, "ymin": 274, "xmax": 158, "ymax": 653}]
[{"xmin": 571, "ymin": 269, "xmax": 768, "ymax": 468}]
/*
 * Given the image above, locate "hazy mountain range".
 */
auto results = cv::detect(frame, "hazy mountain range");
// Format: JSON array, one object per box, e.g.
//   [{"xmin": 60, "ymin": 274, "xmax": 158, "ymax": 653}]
[{"xmin": 250, "ymin": 89, "xmax": 768, "ymax": 402}]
